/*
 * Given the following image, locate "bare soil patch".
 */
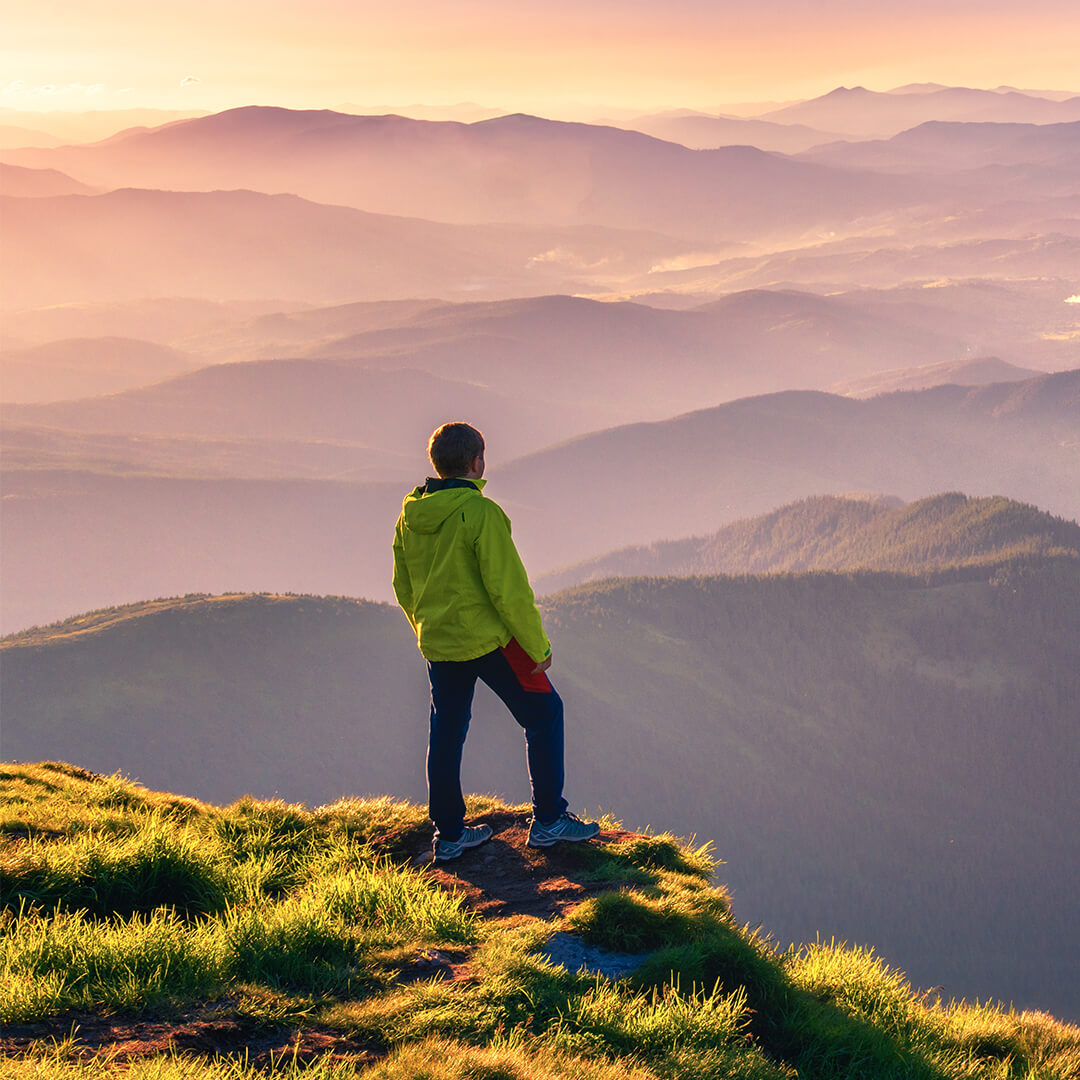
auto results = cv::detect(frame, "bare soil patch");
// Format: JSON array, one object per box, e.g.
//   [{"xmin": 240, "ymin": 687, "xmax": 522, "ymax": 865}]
[{"xmin": 415, "ymin": 809, "xmax": 640, "ymax": 919}]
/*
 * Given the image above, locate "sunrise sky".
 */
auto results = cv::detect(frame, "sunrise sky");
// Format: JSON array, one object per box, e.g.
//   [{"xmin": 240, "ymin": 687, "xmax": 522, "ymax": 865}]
[{"xmin": 3, "ymin": 0, "xmax": 1079, "ymax": 117}]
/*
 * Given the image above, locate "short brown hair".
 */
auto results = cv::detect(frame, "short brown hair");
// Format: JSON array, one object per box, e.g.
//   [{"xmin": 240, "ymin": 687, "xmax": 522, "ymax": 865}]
[{"xmin": 428, "ymin": 422, "xmax": 484, "ymax": 478}]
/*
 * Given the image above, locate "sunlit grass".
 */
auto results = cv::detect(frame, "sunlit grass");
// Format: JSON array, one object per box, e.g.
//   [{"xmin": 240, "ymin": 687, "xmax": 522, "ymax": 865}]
[{"xmin": 3, "ymin": 762, "xmax": 1080, "ymax": 1080}]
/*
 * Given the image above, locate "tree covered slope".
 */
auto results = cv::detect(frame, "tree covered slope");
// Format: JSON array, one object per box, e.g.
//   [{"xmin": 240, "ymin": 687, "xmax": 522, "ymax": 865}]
[
  {"xmin": 536, "ymin": 492, "xmax": 1080, "ymax": 592},
  {"xmin": 4, "ymin": 557, "xmax": 1079, "ymax": 1019}
]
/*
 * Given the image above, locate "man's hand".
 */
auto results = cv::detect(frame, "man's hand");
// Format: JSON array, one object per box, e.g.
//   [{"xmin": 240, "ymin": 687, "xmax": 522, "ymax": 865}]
[{"xmin": 532, "ymin": 654, "xmax": 553, "ymax": 675}]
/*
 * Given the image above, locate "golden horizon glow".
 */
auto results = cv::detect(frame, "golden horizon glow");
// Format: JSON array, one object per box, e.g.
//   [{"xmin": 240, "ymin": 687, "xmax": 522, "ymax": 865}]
[{"xmin": 2, "ymin": 1, "xmax": 1078, "ymax": 117}]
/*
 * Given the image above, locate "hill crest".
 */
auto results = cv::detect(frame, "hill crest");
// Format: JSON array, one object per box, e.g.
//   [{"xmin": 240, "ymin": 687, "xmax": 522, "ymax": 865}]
[{"xmin": 535, "ymin": 492, "xmax": 1080, "ymax": 593}]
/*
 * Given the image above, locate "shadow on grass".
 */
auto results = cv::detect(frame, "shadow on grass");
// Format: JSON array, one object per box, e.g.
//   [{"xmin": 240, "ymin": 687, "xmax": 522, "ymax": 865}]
[{"xmin": 632, "ymin": 923, "xmax": 954, "ymax": 1080}]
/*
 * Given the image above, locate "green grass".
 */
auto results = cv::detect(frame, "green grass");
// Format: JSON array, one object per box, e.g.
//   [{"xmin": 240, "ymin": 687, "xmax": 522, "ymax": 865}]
[{"xmin": 2, "ymin": 762, "xmax": 1079, "ymax": 1080}]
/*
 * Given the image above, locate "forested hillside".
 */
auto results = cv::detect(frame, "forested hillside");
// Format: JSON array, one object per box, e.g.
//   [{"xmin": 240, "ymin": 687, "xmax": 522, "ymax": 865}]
[
  {"xmin": 536, "ymin": 492, "xmax": 1080, "ymax": 592},
  {"xmin": 4, "ymin": 557, "xmax": 1079, "ymax": 1019}
]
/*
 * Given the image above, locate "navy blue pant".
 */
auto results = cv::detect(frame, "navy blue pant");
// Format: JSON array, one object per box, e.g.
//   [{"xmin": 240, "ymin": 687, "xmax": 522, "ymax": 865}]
[{"xmin": 427, "ymin": 646, "xmax": 568, "ymax": 841}]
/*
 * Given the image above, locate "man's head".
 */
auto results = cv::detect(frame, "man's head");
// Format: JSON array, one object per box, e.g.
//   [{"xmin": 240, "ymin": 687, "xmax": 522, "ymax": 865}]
[{"xmin": 428, "ymin": 422, "xmax": 485, "ymax": 479}]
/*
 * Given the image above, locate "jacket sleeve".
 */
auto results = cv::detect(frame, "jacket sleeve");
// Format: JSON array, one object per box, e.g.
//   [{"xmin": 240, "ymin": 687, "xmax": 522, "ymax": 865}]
[
  {"xmin": 473, "ymin": 502, "xmax": 551, "ymax": 662},
  {"xmin": 392, "ymin": 516, "xmax": 417, "ymax": 632}
]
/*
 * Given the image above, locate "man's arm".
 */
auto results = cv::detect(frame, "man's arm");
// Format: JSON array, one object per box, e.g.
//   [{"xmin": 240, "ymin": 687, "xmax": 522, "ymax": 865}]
[
  {"xmin": 392, "ymin": 518, "xmax": 417, "ymax": 631},
  {"xmin": 473, "ymin": 503, "xmax": 551, "ymax": 664}
]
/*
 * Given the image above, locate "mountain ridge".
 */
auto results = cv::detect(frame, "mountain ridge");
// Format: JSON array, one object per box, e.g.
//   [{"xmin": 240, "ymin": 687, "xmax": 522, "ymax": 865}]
[
  {"xmin": 5, "ymin": 371, "xmax": 1077, "ymax": 633},
  {"xmin": 0, "ymin": 187, "xmax": 687, "ymax": 309},
  {"xmin": 535, "ymin": 492, "xmax": 1080, "ymax": 593},
  {"xmin": 1, "ymin": 105, "xmax": 931, "ymax": 241}
]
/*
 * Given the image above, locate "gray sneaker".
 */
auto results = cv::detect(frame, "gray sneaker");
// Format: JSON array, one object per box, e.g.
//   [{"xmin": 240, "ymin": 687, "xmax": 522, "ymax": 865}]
[
  {"xmin": 433, "ymin": 823, "xmax": 493, "ymax": 863},
  {"xmin": 527, "ymin": 811, "xmax": 600, "ymax": 848}
]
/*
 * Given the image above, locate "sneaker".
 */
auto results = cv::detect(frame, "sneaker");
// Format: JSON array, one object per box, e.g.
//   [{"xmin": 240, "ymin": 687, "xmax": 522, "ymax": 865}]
[
  {"xmin": 432, "ymin": 823, "xmax": 493, "ymax": 863},
  {"xmin": 527, "ymin": 811, "xmax": 600, "ymax": 848}
]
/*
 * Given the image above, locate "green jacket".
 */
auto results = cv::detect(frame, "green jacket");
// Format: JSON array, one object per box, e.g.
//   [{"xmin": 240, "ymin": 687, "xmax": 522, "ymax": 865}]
[{"xmin": 392, "ymin": 478, "xmax": 552, "ymax": 663}]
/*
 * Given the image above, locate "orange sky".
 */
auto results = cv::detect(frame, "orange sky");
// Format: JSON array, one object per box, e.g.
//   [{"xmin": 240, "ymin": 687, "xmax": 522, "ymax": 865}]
[{"xmin": 3, "ymin": 0, "xmax": 1078, "ymax": 116}]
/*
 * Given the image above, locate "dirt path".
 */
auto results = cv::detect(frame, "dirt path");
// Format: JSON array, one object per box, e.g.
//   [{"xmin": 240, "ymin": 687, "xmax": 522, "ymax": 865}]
[{"xmin": 416, "ymin": 809, "xmax": 638, "ymax": 919}]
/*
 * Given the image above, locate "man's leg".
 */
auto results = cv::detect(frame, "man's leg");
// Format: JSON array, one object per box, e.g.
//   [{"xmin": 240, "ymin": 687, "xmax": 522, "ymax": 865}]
[
  {"xmin": 475, "ymin": 647, "xmax": 568, "ymax": 825},
  {"xmin": 427, "ymin": 659, "xmax": 479, "ymax": 841}
]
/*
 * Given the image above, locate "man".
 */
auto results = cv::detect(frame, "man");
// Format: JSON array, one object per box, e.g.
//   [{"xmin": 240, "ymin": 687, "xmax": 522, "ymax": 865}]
[{"xmin": 393, "ymin": 421, "xmax": 600, "ymax": 862}]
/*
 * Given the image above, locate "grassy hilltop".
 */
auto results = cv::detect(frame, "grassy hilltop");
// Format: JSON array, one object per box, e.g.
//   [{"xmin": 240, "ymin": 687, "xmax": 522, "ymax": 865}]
[{"xmin": 3, "ymin": 761, "xmax": 1079, "ymax": 1080}]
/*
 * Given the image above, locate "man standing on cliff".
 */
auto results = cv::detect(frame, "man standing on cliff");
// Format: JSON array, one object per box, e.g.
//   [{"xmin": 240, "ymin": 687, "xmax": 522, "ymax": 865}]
[{"xmin": 392, "ymin": 421, "xmax": 600, "ymax": 862}]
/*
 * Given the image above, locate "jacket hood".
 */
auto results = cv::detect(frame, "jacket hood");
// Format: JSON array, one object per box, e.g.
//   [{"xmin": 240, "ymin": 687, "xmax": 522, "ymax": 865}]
[{"xmin": 401, "ymin": 478, "xmax": 486, "ymax": 535}]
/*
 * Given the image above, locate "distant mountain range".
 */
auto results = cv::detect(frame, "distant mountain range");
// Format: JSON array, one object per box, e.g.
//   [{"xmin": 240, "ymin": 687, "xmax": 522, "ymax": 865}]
[
  {"xmin": 0, "ymin": 123, "xmax": 64, "ymax": 149},
  {"xmin": 2, "ymin": 361, "xmax": 576, "ymax": 464},
  {"xmin": 643, "ymin": 232, "xmax": 1080, "ymax": 330},
  {"xmin": 760, "ymin": 85, "xmax": 1080, "ymax": 136},
  {"xmin": 803, "ymin": 118, "xmax": 1080, "ymax": 172},
  {"xmin": 1, "ymin": 297, "xmax": 308, "ymax": 350},
  {"xmin": 0, "ymin": 336, "xmax": 197, "ymax": 403},
  {"xmin": 5, "ymin": 275, "xmax": 1070, "ymax": 385},
  {"xmin": 3, "ymin": 371, "xmax": 1077, "ymax": 634},
  {"xmin": 4, "ymin": 103, "xmax": 1076, "ymax": 325},
  {"xmin": 0, "ymin": 425, "xmax": 414, "ymax": 484},
  {"xmin": 4, "ymin": 556, "xmax": 1079, "ymax": 1017},
  {"xmin": 1, "ymin": 106, "xmax": 930, "ymax": 242},
  {"xmin": 2, "ymin": 290, "xmax": 971, "ymax": 436},
  {"xmin": 0, "ymin": 162, "xmax": 95, "ymax": 197},
  {"xmin": 831, "ymin": 356, "xmax": 1039, "ymax": 399},
  {"xmin": 624, "ymin": 111, "xmax": 841, "ymax": 153},
  {"xmin": 496, "ymin": 370, "xmax": 1080, "ymax": 573},
  {"xmin": 0, "ymin": 107, "xmax": 208, "ymax": 144},
  {"xmin": 535, "ymin": 492, "xmax": 1080, "ymax": 592},
  {"xmin": 0, "ymin": 188, "xmax": 687, "ymax": 309}
]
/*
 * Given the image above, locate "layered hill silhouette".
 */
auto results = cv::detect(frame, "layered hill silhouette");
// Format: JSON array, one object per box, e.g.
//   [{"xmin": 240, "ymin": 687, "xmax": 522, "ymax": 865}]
[
  {"xmin": 12, "ymin": 280, "xmax": 1063, "ymax": 389},
  {"xmin": 4, "ymin": 560, "xmax": 1079, "ymax": 1019},
  {"xmin": 802, "ymin": 119, "xmax": 1080, "ymax": 175},
  {"xmin": 831, "ymin": 357, "xmax": 1039, "ymax": 399},
  {"xmin": 0, "ymin": 106, "xmax": 208, "ymax": 144},
  {"xmin": 4, "ymin": 372, "xmax": 1078, "ymax": 633},
  {"xmin": 495, "ymin": 371, "xmax": 1080, "ymax": 572},
  {"xmin": 642, "ymin": 230, "xmax": 1080, "ymax": 320},
  {"xmin": 2, "ymin": 362, "xmax": 568, "ymax": 462},
  {"xmin": 2, "ymin": 106, "xmax": 930, "ymax": 241},
  {"xmin": 625, "ymin": 110, "xmax": 841, "ymax": 153},
  {"xmin": 815, "ymin": 280, "xmax": 1078, "ymax": 374},
  {"xmin": 760, "ymin": 85, "xmax": 1080, "ymax": 136},
  {"xmin": 0, "ymin": 296, "xmax": 302, "ymax": 350},
  {"xmin": 535, "ymin": 493, "xmax": 1080, "ymax": 592},
  {"xmin": 4, "ymin": 290, "xmax": 972, "ymax": 436},
  {"xmin": 0, "ymin": 162, "xmax": 95, "ymax": 197},
  {"xmin": 0, "ymin": 122, "xmax": 63, "ymax": 149},
  {"xmin": 0, "ymin": 425, "xmax": 415, "ymax": 483},
  {"xmin": 0, "ymin": 188, "xmax": 686, "ymax": 309},
  {"xmin": 0, "ymin": 336, "xmax": 197, "ymax": 403}
]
